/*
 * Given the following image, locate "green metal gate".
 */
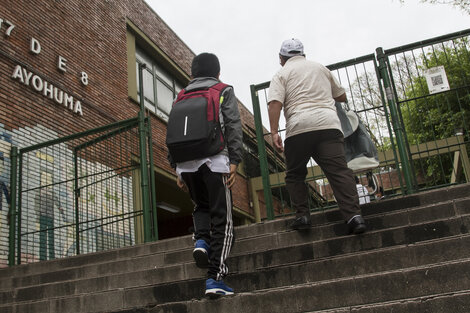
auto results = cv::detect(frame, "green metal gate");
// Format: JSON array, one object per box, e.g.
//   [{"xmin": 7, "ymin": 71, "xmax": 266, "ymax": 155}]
[
  {"xmin": 379, "ymin": 30, "xmax": 470, "ymax": 190},
  {"xmin": 250, "ymin": 28, "xmax": 470, "ymax": 221},
  {"xmin": 8, "ymin": 64, "xmax": 158, "ymax": 266}
]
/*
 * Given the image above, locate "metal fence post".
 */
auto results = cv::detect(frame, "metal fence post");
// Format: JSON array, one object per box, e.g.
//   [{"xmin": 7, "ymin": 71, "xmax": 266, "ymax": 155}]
[
  {"xmin": 250, "ymin": 84, "xmax": 274, "ymax": 220},
  {"xmin": 137, "ymin": 63, "xmax": 152, "ymax": 242},
  {"xmin": 16, "ymin": 152, "xmax": 23, "ymax": 265},
  {"xmin": 373, "ymin": 60, "xmax": 406, "ymax": 193},
  {"xmin": 74, "ymin": 149, "xmax": 80, "ymax": 255},
  {"xmin": 146, "ymin": 117, "xmax": 158, "ymax": 241},
  {"xmin": 8, "ymin": 147, "xmax": 18, "ymax": 266},
  {"xmin": 376, "ymin": 47, "xmax": 415, "ymax": 194}
]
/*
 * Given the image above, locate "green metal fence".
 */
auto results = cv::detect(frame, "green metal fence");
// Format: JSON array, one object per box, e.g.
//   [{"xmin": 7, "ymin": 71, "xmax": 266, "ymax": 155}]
[
  {"xmin": 8, "ymin": 115, "xmax": 157, "ymax": 266},
  {"xmin": 7, "ymin": 63, "xmax": 158, "ymax": 266},
  {"xmin": 381, "ymin": 30, "xmax": 470, "ymax": 190},
  {"xmin": 250, "ymin": 28, "xmax": 470, "ymax": 220}
]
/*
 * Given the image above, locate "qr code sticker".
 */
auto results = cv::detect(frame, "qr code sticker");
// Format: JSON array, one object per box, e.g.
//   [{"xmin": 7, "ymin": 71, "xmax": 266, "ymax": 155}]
[{"xmin": 431, "ymin": 75, "xmax": 443, "ymax": 86}]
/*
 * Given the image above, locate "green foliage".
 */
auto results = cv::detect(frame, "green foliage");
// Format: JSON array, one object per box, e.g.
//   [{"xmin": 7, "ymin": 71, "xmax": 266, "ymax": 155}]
[
  {"xmin": 399, "ymin": 39, "xmax": 470, "ymax": 184},
  {"xmin": 401, "ymin": 40, "xmax": 470, "ymax": 142},
  {"xmin": 398, "ymin": 0, "xmax": 470, "ymax": 15}
]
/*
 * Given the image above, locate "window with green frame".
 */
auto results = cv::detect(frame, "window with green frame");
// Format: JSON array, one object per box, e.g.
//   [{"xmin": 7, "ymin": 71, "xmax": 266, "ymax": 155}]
[{"xmin": 136, "ymin": 47, "xmax": 183, "ymax": 121}]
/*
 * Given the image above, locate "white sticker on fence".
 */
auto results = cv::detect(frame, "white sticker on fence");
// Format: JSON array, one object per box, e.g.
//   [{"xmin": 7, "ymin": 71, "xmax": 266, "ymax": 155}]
[{"xmin": 424, "ymin": 65, "xmax": 450, "ymax": 94}]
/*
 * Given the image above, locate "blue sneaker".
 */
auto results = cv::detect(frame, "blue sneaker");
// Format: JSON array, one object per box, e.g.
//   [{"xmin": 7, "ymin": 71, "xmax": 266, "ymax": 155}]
[
  {"xmin": 205, "ymin": 278, "xmax": 234, "ymax": 298},
  {"xmin": 193, "ymin": 239, "xmax": 210, "ymax": 268}
]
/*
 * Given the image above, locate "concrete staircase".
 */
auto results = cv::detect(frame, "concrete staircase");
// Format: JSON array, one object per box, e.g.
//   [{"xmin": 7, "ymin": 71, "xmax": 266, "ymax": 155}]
[{"xmin": 1, "ymin": 184, "xmax": 470, "ymax": 313}]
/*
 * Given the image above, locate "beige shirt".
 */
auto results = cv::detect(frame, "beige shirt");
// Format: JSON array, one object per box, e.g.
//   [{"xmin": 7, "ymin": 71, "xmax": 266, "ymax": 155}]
[{"xmin": 268, "ymin": 56, "xmax": 345, "ymax": 139}]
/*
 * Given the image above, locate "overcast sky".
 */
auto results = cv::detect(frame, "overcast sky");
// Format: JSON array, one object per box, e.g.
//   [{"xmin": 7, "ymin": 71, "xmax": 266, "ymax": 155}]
[{"xmin": 147, "ymin": 0, "xmax": 469, "ymax": 112}]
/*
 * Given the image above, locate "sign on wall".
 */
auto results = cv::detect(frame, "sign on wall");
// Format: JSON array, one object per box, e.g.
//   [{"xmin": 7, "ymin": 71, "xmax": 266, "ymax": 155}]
[{"xmin": 1, "ymin": 17, "xmax": 89, "ymax": 116}]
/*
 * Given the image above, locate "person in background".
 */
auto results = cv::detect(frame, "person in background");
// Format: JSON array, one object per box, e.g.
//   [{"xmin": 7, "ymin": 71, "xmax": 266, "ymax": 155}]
[
  {"xmin": 34, "ymin": 171, "xmax": 62, "ymax": 261},
  {"xmin": 267, "ymin": 38, "xmax": 366, "ymax": 234},
  {"xmin": 375, "ymin": 186, "xmax": 385, "ymax": 200},
  {"xmin": 0, "ymin": 152, "xmax": 10, "ymax": 212},
  {"xmin": 355, "ymin": 176, "xmax": 371, "ymax": 205}
]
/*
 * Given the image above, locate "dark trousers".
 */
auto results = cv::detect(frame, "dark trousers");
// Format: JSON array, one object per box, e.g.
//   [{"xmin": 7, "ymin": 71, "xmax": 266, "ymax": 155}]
[
  {"xmin": 39, "ymin": 215, "xmax": 55, "ymax": 260},
  {"xmin": 284, "ymin": 129, "xmax": 360, "ymax": 222},
  {"xmin": 181, "ymin": 164, "xmax": 234, "ymax": 281}
]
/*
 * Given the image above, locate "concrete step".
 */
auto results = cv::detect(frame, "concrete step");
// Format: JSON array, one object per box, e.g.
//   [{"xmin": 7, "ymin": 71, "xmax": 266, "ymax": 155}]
[
  {"xmin": 1, "ymin": 195, "xmax": 467, "ymax": 292},
  {"xmin": 4, "ymin": 289, "xmax": 469, "ymax": 313},
  {"xmin": 1, "ymin": 217, "xmax": 468, "ymax": 308},
  {"xmin": 306, "ymin": 290, "xmax": 470, "ymax": 312},
  {"xmin": 129, "ymin": 233, "xmax": 470, "ymax": 307},
  {"xmin": 3, "ymin": 183, "xmax": 469, "ymax": 281},
  {"xmin": 1, "ymin": 184, "xmax": 469, "ymax": 313},
  {"xmin": 234, "ymin": 182, "xmax": 470, "ymax": 239},
  {"xmin": 142, "ymin": 259, "xmax": 470, "ymax": 313},
  {"xmin": 2, "ymin": 183, "xmax": 469, "ymax": 282},
  {"xmin": 0, "ymin": 194, "xmax": 470, "ymax": 290},
  {"xmin": 232, "ymin": 215, "xmax": 470, "ymax": 273}
]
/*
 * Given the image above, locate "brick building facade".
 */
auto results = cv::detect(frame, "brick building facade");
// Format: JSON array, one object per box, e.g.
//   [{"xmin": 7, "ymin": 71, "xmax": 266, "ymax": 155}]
[{"xmin": 0, "ymin": 0, "xmax": 261, "ymax": 266}]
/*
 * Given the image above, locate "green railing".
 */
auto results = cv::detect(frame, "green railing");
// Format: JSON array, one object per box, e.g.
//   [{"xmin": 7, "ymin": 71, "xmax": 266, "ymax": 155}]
[
  {"xmin": 8, "ymin": 64, "xmax": 157, "ymax": 265},
  {"xmin": 8, "ymin": 115, "xmax": 157, "ymax": 265},
  {"xmin": 250, "ymin": 28, "xmax": 470, "ymax": 220},
  {"xmin": 382, "ymin": 29, "xmax": 470, "ymax": 191}
]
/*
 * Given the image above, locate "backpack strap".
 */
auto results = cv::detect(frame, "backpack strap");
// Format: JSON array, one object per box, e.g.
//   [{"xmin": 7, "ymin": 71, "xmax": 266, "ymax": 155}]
[
  {"xmin": 174, "ymin": 82, "xmax": 229, "ymax": 101},
  {"xmin": 174, "ymin": 88, "xmax": 186, "ymax": 103},
  {"xmin": 172, "ymin": 82, "xmax": 231, "ymax": 122},
  {"xmin": 210, "ymin": 82, "xmax": 230, "ymax": 92},
  {"xmin": 207, "ymin": 82, "xmax": 230, "ymax": 122},
  {"xmin": 210, "ymin": 82, "xmax": 231, "ymax": 102}
]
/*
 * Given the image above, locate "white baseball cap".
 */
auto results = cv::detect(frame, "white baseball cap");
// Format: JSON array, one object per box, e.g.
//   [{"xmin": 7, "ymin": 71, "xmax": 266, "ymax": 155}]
[{"xmin": 279, "ymin": 38, "xmax": 304, "ymax": 57}]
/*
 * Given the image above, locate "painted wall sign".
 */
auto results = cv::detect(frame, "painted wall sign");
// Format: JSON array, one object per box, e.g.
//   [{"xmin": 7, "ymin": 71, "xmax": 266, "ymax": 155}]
[
  {"xmin": 1, "ymin": 18, "xmax": 88, "ymax": 116},
  {"xmin": 11, "ymin": 65, "xmax": 83, "ymax": 115}
]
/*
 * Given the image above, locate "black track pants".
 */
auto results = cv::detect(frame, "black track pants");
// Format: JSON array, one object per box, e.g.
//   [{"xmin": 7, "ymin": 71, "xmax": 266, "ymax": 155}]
[{"xmin": 181, "ymin": 164, "xmax": 234, "ymax": 280}]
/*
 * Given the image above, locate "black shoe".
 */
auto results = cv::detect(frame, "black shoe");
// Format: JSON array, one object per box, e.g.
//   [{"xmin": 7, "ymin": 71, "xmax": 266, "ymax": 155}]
[
  {"xmin": 288, "ymin": 215, "xmax": 312, "ymax": 230},
  {"xmin": 348, "ymin": 215, "xmax": 367, "ymax": 234}
]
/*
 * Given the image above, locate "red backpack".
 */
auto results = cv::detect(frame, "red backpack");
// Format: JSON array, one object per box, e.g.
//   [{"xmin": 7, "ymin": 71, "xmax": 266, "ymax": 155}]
[{"xmin": 166, "ymin": 82, "xmax": 229, "ymax": 163}]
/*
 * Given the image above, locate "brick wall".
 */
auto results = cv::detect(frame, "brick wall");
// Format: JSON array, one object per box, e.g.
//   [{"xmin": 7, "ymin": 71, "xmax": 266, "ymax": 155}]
[{"xmin": 0, "ymin": 0, "xmax": 254, "ymax": 266}]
